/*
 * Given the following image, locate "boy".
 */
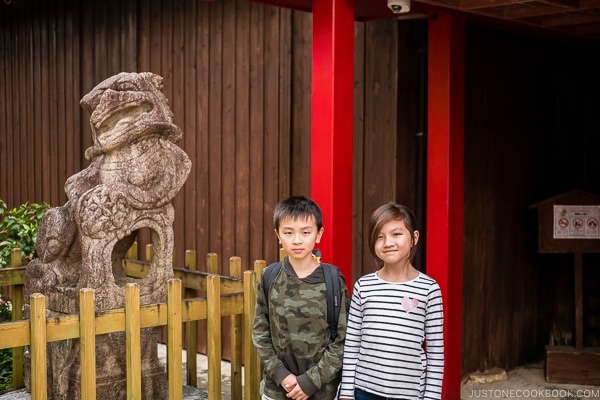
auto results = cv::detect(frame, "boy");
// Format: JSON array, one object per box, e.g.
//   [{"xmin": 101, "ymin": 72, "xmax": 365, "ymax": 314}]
[{"xmin": 253, "ymin": 196, "xmax": 349, "ymax": 400}]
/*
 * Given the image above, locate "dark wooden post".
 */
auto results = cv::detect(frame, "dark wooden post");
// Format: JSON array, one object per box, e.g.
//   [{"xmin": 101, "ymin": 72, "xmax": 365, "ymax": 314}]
[{"xmin": 574, "ymin": 252, "xmax": 583, "ymax": 351}]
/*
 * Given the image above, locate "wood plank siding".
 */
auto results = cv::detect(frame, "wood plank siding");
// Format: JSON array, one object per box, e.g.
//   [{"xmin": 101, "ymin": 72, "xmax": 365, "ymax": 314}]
[
  {"xmin": 0, "ymin": 0, "xmax": 415, "ymax": 288},
  {"xmin": 462, "ymin": 26, "xmax": 600, "ymax": 373},
  {"xmin": 1, "ymin": 0, "xmax": 599, "ymax": 378},
  {"xmin": 1, "ymin": 0, "xmax": 302, "ymax": 269}
]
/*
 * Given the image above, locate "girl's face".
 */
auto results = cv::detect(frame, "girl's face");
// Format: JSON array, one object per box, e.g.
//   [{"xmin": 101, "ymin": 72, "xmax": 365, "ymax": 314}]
[
  {"xmin": 275, "ymin": 216, "xmax": 324, "ymax": 263},
  {"xmin": 374, "ymin": 218, "xmax": 418, "ymax": 267}
]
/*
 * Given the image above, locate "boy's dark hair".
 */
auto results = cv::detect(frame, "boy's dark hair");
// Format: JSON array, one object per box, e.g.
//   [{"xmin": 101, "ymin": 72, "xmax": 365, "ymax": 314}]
[
  {"xmin": 368, "ymin": 202, "xmax": 419, "ymax": 267},
  {"xmin": 273, "ymin": 196, "xmax": 323, "ymax": 230}
]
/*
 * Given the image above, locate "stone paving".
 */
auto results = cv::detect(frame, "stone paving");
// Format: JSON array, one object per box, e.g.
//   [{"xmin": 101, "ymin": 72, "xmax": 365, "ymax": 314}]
[
  {"xmin": 2, "ymin": 351, "xmax": 599, "ymax": 399},
  {"xmin": 462, "ymin": 362, "xmax": 600, "ymax": 400}
]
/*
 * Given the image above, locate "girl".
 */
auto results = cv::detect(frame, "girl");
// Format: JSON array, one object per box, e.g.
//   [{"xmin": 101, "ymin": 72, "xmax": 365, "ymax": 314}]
[{"xmin": 339, "ymin": 203, "xmax": 444, "ymax": 400}]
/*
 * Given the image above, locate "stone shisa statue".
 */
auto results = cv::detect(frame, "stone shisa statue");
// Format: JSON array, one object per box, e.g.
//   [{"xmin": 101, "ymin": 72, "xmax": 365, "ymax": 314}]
[{"xmin": 25, "ymin": 72, "xmax": 191, "ymax": 399}]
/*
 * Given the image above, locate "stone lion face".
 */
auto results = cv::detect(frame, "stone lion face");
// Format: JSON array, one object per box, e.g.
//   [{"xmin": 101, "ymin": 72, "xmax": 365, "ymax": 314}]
[{"xmin": 80, "ymin": 72, "xmax": 182, "ymax": 159}]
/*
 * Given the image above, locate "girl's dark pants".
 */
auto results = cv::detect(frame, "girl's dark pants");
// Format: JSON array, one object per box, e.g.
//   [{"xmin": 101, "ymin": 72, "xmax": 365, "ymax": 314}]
[{"xmin": 355, "ymin": 388, "xmax": 403, "ymax": 400}]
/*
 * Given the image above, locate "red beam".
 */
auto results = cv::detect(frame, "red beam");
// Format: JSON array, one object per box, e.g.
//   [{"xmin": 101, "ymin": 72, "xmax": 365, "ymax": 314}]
[
  {"xmin": 427, "ymin": 12, "xmax": 465, "ymax": 400},
  {"xmin": 310, "ymin": 0, "xmax": 354, "ymax": 287}
]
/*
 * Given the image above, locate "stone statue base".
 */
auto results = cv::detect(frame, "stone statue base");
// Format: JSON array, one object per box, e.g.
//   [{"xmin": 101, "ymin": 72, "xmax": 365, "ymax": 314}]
[
  {"xmin": 24, "ymin": 328, "xmax": 167, "ymax": 400},
  {"xmin": 24, "ymin": 266, "xmax": 168, "ymax": 399},
  {"xmin": 64, "ymin": 332, "xmax": 167, "ymax": 400}
]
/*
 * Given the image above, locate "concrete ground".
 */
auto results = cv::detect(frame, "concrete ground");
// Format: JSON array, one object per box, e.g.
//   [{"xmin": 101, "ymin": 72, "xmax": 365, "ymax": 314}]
[
  {"xmin": 156, "ymin": 343, "xmax": 233, "ymax": 400},
  {"xmin": 2, "ymin": 348, "xmax": 599, "ymax": 399},
  {"xmin": 462, "ymin": 362, "xmax": 600, "ymax": 400}
]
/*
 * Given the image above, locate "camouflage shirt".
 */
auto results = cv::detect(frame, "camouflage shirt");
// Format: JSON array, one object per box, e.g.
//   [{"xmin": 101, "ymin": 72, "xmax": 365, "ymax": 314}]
[{"xmin": 252, "ymin": 257, "xmax": 350, "ymax": 400}]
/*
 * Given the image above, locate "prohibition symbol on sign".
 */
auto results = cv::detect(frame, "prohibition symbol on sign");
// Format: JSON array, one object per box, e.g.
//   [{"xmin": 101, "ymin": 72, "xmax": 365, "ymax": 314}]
[{"xmin": 553, "ymin": 205, "xmax": 600, "ymax": 239}]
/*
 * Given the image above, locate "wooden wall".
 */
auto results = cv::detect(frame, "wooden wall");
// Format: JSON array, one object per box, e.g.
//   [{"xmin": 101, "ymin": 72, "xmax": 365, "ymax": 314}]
[
  {"xmin": 0, "ymin": 0, "xmax": 423, "ymax": 364},
  {"xmin": 0, "ymin": 0, "xmax": 314, "ymax": 360},
  {"xmin": 462, "ymin": 25, "xmax": 600, "ymax": 373},
  {"xmin": 0, "ymin": 0, "xmax": 307, "ymax": 272},
  {"xmin": 353, "ymin": 19, "xmax": 426, "ymax": 279},
  {"xmin": 0, "ymin": 0, "xmax": 415, "ymax": 283},
  {"xmin": 2, "ymin": 0, "xmax": 599, "ymax": 379}
]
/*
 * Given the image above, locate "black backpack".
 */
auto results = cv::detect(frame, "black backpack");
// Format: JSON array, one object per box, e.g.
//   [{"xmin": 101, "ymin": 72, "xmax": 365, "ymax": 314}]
[{"xmin": 261, "ymin": 260, "xmax": 342, "ymax": 341}]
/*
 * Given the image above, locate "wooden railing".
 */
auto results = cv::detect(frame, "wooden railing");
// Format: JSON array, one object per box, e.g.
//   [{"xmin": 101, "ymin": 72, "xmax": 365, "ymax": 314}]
[{"xmin": 0, "ymin": 245, "xmax": 265, "ymax": 400}]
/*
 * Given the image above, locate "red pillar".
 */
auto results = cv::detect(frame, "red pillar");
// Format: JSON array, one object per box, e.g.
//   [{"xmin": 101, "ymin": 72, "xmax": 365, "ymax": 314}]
[
  {"xmin": 427, "ymin": 13, "xmax": 465, "ymax": 400},
  {"xmin": 310, "ymin": 0, "xmax": 354, "ymax": 285}
]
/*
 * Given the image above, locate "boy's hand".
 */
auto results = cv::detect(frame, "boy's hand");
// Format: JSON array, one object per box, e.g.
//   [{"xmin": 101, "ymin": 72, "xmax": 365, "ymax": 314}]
[
  {"xmin": 286, "ymin": 383, "xmax": 308, "ymax": 400},
  {"xmin": 281, "ymin": 374, "xmax": 297, "ymax": 393},
  {"xmin": 280, "ymin": 375, "xmax": 308, "ymax": 400}
]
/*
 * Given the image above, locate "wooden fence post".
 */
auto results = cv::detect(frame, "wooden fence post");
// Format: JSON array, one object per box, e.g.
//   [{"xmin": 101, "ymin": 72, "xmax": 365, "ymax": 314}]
[
  {"xmin": 167, "ymin": 279, "xmax": 183, "ymax": 400},
  {"xmin": 254, "ymin": 259, "xmax": 267, "ymax": 380},
  {"xmin": 244, "ymin": 263, "xmax": 262, "ymax": 400},
  {"xmin": 229, "ymin": 257, "xmax": 243, "ymax": 400},
  {"xmin": 10, "ymin": 248, "xmax": 24, "ymax": 389},
  {"xmin": 185, "ymin": 250, "xmax": 198, "ymax": 387},
  {"xmin": 125, "ymin": 241, "xmax": 138, "ymax": 260},
  {"xmin": 125, "ymin": 283, "xmax": 142, "ymax": 400},
  {"xmin": 207, "ymin": 253, "xmax": 218, "ymax": 275},
  {"xmin": 207, "ymin": 275, "xmax": 222, "ymax": 400},
  {"xmin": 80, "ymin": 288, "xmax": 96, "ymax": 400},
  {"xmin": 30, "ymin": 293, "xmax": 47, "ymax": 400},
  {"xmin": 145, "ymin": 244, "xmax": 154, "ymax": 262}
]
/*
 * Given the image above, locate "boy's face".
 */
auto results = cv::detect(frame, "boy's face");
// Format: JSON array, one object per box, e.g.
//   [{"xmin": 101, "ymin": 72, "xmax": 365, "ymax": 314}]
[{"xmin": 275, "ymin": 216, "xmax": 324, "ymax": 262}]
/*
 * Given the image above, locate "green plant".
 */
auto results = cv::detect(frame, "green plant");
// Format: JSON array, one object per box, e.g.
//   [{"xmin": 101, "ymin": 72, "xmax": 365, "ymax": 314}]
[
  {"xmin": 0, "ymin": 291, "xmax": 11, "ymax": 392},
  {"xmin": 0, "ymin": 199, "xmax": 51, "ymax": 269},
  {"xmin": 0, "ymin": 198, "xmax": 50, "ymax": 392},
  {"xmin": 0, "ymin": 350, "xmax": 11, "ymax": 392}
]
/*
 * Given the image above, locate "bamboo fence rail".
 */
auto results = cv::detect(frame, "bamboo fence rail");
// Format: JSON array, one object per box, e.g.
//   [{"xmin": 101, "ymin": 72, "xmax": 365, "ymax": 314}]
[{"xmin": 0, "ymin": 245, "xmax": 265, "ymax": 400}]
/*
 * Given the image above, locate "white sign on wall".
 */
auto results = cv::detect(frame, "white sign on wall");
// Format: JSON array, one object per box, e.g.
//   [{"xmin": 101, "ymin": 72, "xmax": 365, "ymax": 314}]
[{"xmin": 553, "ymin": 205, "xmax": 600, "ymax": 239}]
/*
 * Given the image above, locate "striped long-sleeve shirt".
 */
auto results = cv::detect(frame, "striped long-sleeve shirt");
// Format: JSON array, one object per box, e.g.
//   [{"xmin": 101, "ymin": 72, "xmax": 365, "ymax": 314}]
[{"xmin": 339, "ymin": 271, "xmax": 444, "ymax": 400}]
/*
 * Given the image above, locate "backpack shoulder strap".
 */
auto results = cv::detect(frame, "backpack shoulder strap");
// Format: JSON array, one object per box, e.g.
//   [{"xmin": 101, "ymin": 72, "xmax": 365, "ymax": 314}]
[
  {"xmin": 261, "ymin": 261, "xmax": 283, "ymax": 308},
  {"xmin": 322, "ymin": 263, "xmax": 342, "ymax": 341}
]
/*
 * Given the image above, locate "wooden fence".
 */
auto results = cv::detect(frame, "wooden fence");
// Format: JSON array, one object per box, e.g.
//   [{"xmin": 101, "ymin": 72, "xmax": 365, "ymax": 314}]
[{"xmin": 0, "ymin": 244, "xmax": 265, "ymax": 400}]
